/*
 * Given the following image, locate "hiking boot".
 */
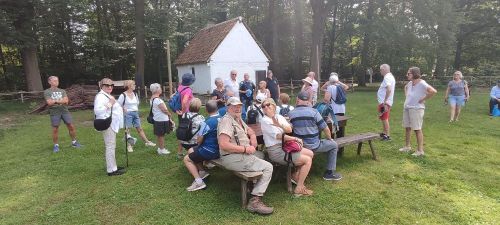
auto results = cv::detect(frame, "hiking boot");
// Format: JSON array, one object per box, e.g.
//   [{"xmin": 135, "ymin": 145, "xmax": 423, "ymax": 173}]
[
  {"xmin": 186, "ymin": 180, "xmax": 206, "ymax": 192},
  {"xmin": 53, "ymin": 144, "xmax": 59, "ymax": 153},
  {"xmin": 157, "ymin": 148, "xmax": 171, "ymax": 155},
  {"xmin": 145, "ymin": 141, "xmax": 156, "ymax": 147},
  {"xmin": 71, "ymin": 141, "xmax": 82, "ymax": 148},
  {"xmin": 411, "ymin": 151, "xmax": 425, "ymax": 157},
  {"xmin": 246, "ymin": 196, "xmax": 273, "ymax": 215},
  {"xmin": 323, "ymin": 170, "xmax": 342, "ymax": 181},
  {"xmin": 198, "ymin": 170, "xmax": 210, "ymax": 180},
  {"xmin": 127, "ymin": 145, "xmax": 134, "ymax": 152},
  {"xmin": 399, "ymin": 146, "xmax": 412, "ymax": 152}
]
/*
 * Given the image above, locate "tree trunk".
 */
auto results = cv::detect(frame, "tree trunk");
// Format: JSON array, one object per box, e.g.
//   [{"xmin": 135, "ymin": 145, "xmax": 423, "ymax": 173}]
[
  {"xmin": 454, "ymin": 31, "xmax": 463, "ymax": 70},
  {"xmin": 309, "ymin": 0, "xmax": 336, "ymax": 81},
  {"xmin": 0, "ymin": 44, "xmax": 9, "ymax": 90},
  {"xmin": 292, "ymin": 0, "xmax": 304, "ymax": 80},
  {"xmin": 265, "ymin": 0, "xmax": 280, "ymax": 77},
  {"xmin": 358, "ymin": 0, "xmax": 375, "ymax": 87},
  {"xmin": 21, "ymin": 46, "xmax": 43, "ymax": 91},
  {"xmin": 135, "ymin": 0, "xmax": 145, "ymax": 87},
  {"xmin": 326, "ymin": 3, "xmax": 338, "ymax": 75}
]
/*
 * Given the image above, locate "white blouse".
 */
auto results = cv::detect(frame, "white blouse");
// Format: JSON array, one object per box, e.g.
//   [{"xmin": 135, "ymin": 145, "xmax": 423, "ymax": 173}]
[
  {"xmin": 260, "ymin": 114, "xmax": 291, "ymax": 147},
  {"xmin": 94, "ymin": 90, "xmax": 124, "ymax": 133}
]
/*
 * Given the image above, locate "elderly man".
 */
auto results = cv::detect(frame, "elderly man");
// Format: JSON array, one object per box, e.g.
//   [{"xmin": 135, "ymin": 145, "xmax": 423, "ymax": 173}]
[
  {"xmin": 266, "ymin": 70, "xmax": 280, "ymax": 103},
  {"xmin": 224, "ymin": 70, "xmax": 240, "ymax": 99},
  {"xmin": 489, "ymin": 80, "xmax": 500, "ymax": 116},
  {"xmin": 289, "ymin": 91, "xmax": 342, "ymax": 181},
  {"xmin": 377, "ymin": 64, "xmax": 396, "ymax": 141},
  {"xmin": 217, "ymin": 97, "xmax": 273, "ymax": 215},
  {"xmin": 307, "ymin": 72, "xmax": 319, "ymax": 105},
  {"xmin": 239, "ymin": 73, "xmax": 256, "ymax": 112},
  {"xmin": 44, "ymin": 76, "xmax": 82, "ymax": 152}
]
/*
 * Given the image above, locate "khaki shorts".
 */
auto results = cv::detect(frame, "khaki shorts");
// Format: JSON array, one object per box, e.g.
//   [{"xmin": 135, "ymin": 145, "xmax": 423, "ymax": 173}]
[{"xmin": 403, "ymin": 108, "xmax": 424, "ymax": 130}]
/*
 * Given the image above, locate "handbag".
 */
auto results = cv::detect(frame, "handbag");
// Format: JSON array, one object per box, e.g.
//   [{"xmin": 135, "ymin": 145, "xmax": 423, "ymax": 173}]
[
  {"xmin": 282, "ymin": 133, "xmax": 302, "ymax": 166},
  {"xmin": 94, "ymin": 93, "xmax": 113, "ymax": 131},
  {"xmin": 147, "ymin": 97, "xmax": 158, "ymax": 124}
]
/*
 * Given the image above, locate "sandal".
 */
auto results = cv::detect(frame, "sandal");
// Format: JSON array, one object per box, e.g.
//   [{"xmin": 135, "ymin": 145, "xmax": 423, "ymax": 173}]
[{"xmin": 294, "ymin": 186, "xmax": 313, "ymax": 197}]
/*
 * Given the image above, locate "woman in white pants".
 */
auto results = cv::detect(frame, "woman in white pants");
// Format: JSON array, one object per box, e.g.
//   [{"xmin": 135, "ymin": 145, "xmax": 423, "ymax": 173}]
[{"xmin": 94, "ymin": 78, "xmax": 126, "ymax": 176}]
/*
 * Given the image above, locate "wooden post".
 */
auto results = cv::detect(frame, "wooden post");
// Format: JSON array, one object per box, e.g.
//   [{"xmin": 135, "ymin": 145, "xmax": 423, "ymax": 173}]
[
  {"xmin": 20, "ymin": 92, "xmax": 24, "ymax": 103},
  {"xmin": 316, "ymin": 45, "xmax": 320, "ymax": 90},
  {"xmin": 144, "ymin": 86, "xmax": 148, "ymax": 99},
  {"xmin": 166, "ymin": 40, "xmax": 173, "ymax": 97},
  {"xmin": 290, "ymin": 78, "xmax": 293, "ymax": 97}
]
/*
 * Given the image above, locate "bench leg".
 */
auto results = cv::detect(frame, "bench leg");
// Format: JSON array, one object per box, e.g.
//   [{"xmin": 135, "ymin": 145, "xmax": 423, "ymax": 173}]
[
  {"xmin": 241, "ymin": 180, "xmax": 248, "ymax": 209},
  {"xmin": 368, "ymin": 140, "xmax": 377, "ymax": 160},
  {"xmin": 357, "ymin": 142, "xmax": 363, "ymax": 155},
  {"xmin": 287, "ymin": 165, "xmax": 293, "ymax": 193}
]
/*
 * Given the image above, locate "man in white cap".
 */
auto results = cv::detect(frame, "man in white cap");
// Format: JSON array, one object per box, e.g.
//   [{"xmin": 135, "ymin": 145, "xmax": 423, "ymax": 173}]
[{"xmin": 217, "ymin": 97, "xmax": 274, "ymax": 215}]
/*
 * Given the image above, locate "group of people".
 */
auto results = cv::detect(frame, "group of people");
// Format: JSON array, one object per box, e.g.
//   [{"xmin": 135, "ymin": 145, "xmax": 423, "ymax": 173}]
[{"xmin": 42, "ymin": 65, "xmax": 497, "ymax": 215}]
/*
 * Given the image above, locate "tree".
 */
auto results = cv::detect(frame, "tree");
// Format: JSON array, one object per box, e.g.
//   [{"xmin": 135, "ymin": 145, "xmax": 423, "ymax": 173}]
[
  {"xmin": 309, "ymin": 0, "xmax": 336, "ymax": 81},
  {"xmin": 135, "ymin": 0, "xmax": 145, "ymax": 88}
]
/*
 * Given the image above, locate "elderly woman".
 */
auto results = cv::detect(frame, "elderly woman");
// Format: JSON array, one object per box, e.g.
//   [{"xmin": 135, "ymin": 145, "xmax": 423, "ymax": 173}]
[
  {"xmin": 94, "ymin": 78, "xmax": 125, "ymax": 176},
  {"xmin": 117, "ymin": 80, "xmax": 156, "ymax": 152},
  {"xmin": 301, "ymin": 77, "xmax": 314, "ymax": 105},
  {"xmin": 150, "ymin": 83, "xmax": 175, "ymax": 155},
  {"xmin": 400, "ymin": 67, "xmax": 437, "ymax": 156},
  {"xmin": 179, "ymin": 98, "xmax": 205, "ymax": 153},
  {"xmin": 444, "ymin": 71, "xmax": 470, "ymax": 122},
  {"xmin": 211, "ymin": 77, "xmax": 226, "ymax": 109},
  {"xmin": 260, "ymin": 98, "xmax": 314, "ymax": 196},
  {"xmin": 255, "ymin": 80, "xmax": 271, "ymax": 100}
]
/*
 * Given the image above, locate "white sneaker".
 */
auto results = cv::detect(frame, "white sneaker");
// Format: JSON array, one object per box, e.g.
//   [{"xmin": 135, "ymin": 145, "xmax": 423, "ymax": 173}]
[
  {"xmin": 127, "ymin": 145, "xmax": 134, "ymax": 152},
  {"xmin": 157, "ymin": 148, "xmax": 171, "ymax": 155},
  {"xmin": 399, "ymin": 146, "xmax": 412, "ymax": 152},
  {"xmin": 411, "ymin": 151, "xmax": 425, "ymax": 157},
  {"xmin": 145, "ymin": 141, "xmax": 156, "ymax": 147},
  {"xmin": 198, "ymin": 170, "xmax": 210, "ymax": 179},
  {"xmin": 186, "ymin": 180, "xmax": 206, "ymax": 192}
]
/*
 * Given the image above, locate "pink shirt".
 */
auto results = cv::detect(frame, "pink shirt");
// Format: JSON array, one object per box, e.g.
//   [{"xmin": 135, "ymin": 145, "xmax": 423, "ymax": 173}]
[{"xmin": 178, "ymin": 85, "xmax": 193, "ymax": 113}]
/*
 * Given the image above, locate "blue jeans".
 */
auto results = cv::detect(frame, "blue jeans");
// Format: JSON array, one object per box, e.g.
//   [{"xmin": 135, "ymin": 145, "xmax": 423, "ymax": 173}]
[{"xmin": 312, "ymin": 139, "xmax": 338, "ymax": 171}]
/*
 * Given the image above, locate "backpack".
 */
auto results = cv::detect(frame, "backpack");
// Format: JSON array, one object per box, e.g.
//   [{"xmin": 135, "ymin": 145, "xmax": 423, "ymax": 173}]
[
  {"xmin": 333, "ymin": 85, "xmax": 347, "ymax": 104},
  {"xmin": 246, "ymin": 104, "xmax": 263, "ymax": 124},
  {"xmin": 176, "ymin": 113, "xmax": 201, "ymax": 141},
  {"xmin": 279, "ymin": 105, "xmax": 291, "ymax": 117},
  {"xmin": 168, "ymin": 86, "xmax": 189, "ymax": 112},
  {"xmin": 147, "ymin": 97, "xmax": 158, "ymax": 124},
  {"xmin": 313, "ymin": 102, "xmax": 338, "ymax": 132}
]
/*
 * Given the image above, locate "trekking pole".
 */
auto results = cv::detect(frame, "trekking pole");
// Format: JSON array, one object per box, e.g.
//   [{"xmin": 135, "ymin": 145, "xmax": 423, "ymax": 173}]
[{"xmin": 124, "ymin": 118, "xmax": 129, "ymax": 168}]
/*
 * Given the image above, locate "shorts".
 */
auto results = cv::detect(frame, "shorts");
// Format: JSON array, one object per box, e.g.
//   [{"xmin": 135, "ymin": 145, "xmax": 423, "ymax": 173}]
[
  {"xmin": 378, "ymin": 104, "xmax": 391, "ymax": 120},
  {"xmin": 448, "ymin": 95, "xmax": 465, "ymax": 107},
  {"xmin": 188, "ymin": 146, "xmax": 219, "ymax": 163},
  {"xmin": 265, "ymin": 144, "xmax": 301, "ymax": 165},
  {"xmin": 181, "ymin": 143, "xmax": 197, "ymax": 150},
  {"xmin": 403, "ymin": 108, "xmax": 425, "ymax": 130},
  {"xmin": 50, "ymin": 113, "xmax": 73, "ymax": 127},
  {"xmin": 154, "ymin": 121, "xmax": 170, "ymax": 136},
  {"xmin": 125, "ymin": 111, "xmax": 141, "ymax": 128}
]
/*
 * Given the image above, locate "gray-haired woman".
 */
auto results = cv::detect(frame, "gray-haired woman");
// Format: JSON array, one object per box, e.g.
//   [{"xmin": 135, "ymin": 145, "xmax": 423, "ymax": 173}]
[
  {"xmin": 150, "ymin": 83, "xmax": 175, "ymax": 155},
  {"xmin": 211, "ymin": 77, "xmax": 226, "ymax": 109}
]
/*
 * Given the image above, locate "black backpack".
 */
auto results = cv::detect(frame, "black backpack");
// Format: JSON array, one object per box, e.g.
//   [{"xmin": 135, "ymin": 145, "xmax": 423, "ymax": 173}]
[
  {"xmin": 246, "ymin": 104, "xmax": 263, "ymax": 124},
  {"xmin": 176, "ymin": 113, "xmax": 200, "ymax": 141},
  {"xmin": 279, "ymin": 105, "xmax": 291, "ymax": 117}
]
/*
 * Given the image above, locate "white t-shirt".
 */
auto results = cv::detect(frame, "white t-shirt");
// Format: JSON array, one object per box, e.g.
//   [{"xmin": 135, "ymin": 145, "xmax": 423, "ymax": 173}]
[
  {"xmin": 260, "ymin": 114, "xmax": 290, "ymax": 147},
  {"xmin": 118, "ymin": 92, "xmax": 139, "ymax": 112},
  {"xmin": 377, "ymin": 73, "xmax": 396, "ymax": 106},
  {"xmin": 276, "ymin": 104, "xmax": 295, "ymax": 115},
  {"xmin": 150, "ymin": 98, "xmax": 170, "ymax": 122},
  {"xmin": 404, "ymin": 80, "xmax": 430, "ymax": 109},
  {"xmin": 224, "ymin": 79, "xmax": 239, "ymax": 98},
  {"xmin": 311, "ymin": 79, "xmax": 319, "ymax": 97},
  {"xmin": 327, "ymin": 84, "xmax": 346, "ymax": 114}
]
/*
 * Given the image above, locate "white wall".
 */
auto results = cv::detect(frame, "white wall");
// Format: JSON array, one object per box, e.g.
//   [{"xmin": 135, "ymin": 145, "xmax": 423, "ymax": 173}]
[
  {"xmin": 210, "ymin": 21, "xmax": 269, "ymax": 64},
  {"xmin": 209, "ymin": 63, "xmax": 268, "ymax": 90},
  {"xmin": 176, "ymin": 64, "xmax": 211, "ymax": 94}
]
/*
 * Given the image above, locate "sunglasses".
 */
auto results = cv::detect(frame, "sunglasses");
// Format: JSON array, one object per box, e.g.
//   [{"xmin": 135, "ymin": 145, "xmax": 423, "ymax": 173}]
[
  {"xmin": 103, "ymin": 84, "xmax": 114, "ymax": 88},
  {"xmin": 261, "ymin": 103, "xmax": 271, "ymax": 109}
]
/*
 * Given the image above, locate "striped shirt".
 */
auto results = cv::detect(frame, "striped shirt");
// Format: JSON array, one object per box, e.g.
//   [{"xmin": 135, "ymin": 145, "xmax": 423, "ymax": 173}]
[{"xmin": 288, "ymin": 105, "xmax": 327, "ymax": 150}]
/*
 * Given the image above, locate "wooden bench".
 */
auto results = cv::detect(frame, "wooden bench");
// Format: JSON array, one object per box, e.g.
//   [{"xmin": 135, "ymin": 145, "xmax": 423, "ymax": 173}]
[
  {"xmin": 335, "ymin": 132, "xmax": 380, "ymax": 160},
  {"xmin": 210, "ymin": 159, "xmax": 263, "ymax": 208}
]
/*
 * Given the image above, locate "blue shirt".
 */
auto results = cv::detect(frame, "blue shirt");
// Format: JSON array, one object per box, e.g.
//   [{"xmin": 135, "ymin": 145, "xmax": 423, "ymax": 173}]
[
  {"xmin": 288, "ymin": 105, "xmax": 327, "ymax": 150},
  {"xmin": 490, "ymin": 86, "xmax": 500, "ymax": 99},
  {"xmin": 239, "ymin": 80, "xmax": 255, "ymax": 100},
  {"xmin": 197, "ymin": 114, "xmax": 222, "ymax": 159}
]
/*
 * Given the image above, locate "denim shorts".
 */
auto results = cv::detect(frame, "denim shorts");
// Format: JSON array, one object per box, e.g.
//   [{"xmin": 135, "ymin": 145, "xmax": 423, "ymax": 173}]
[
  {"xmin": 125, "ymin": 111, "xmax": 141, "ymax": 128},
  {"xmin": 448, "ymin": 95, "xmax": 465, "ymax": 107},
  {"xmin": 50, "ymin": 112, "xmax": 73, "ymax": 127}
]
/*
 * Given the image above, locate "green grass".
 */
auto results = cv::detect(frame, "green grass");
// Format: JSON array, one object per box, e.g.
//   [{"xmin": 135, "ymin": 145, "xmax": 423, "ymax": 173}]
[{"xmin": 1, "ymin": 88, "xmax": 499, "ymax": 225}]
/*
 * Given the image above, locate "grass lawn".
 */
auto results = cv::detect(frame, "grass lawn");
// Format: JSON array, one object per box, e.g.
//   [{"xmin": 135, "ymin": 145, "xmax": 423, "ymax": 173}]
[{"xmin": 0, "ymin": 87, "xmax": 499, "ymax": 224}]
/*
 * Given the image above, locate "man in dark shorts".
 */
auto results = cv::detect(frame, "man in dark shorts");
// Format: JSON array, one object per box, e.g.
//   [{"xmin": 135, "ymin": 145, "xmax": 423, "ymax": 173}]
[
  {"xmin": 183, "ymin": 100, "xmax": 221, "ymax": 191},
  {"xmin": 44, "ymin": 76, "xmax": 82, "ymax": 152},
  {"xmin": 266, "ymin": 70, "xmax": 280, "ymax": 103}
]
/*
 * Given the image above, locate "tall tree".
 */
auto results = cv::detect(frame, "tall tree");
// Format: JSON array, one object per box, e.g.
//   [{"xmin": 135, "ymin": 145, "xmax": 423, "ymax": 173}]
[
  {"xmin": 358, "ymin": 0, "xmax": 375, "ymax": 86},
  {"xmin": 135, "ymin": 0, "xmax": 145, "ymax": 88},
  {"xmin": 309, "ymin": 0, "xmax": 336, "ymax": 80},
  {"xmin": 292, "ymin": 0, "xmax": 304, "ymax": 79}
]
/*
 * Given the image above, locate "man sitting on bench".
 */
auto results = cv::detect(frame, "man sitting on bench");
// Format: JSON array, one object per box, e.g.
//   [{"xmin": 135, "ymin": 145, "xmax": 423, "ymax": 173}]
[
  {"xmin": 289, "ymin": 91, "xmax": 343, "ymax": 181},
  {"xmin": 217, "ymin": 97, "xmax": 274, "ymax": 215}
]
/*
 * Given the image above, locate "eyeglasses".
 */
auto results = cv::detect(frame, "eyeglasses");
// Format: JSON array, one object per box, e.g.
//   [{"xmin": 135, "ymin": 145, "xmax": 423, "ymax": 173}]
[
  {"xmin": 231, "ymin": 74, "xmax": 236, "ymax": 76},
  {"xmin": 261, "ymin": 103, "xmax": 271, "ymax": 109},
  {"xmin": 103, "ymin": 84, "xmax": 114, "ymax": 88}
]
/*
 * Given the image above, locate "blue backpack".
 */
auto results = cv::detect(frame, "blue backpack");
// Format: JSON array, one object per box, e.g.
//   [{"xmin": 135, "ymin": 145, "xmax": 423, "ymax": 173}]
[
  {"xmin": 333, "ymin": 84, "xmax": 347, "ymax": 104},
  {"xmin": 493, "ymin": 106, "xmax": 500, "ymax": 117},
  {"xmin": 168, "ymin": 87, "xmax": 190, "ymax": 112},
  {"xmin": 313, "ymin": 102, "xmax": 338, "ymax": 132}
]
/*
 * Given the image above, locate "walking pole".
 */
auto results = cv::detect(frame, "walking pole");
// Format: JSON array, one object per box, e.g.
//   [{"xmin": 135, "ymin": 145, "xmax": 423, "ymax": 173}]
[{"xmin": 124, "ymin": 114, "xmax": 129, "ymax": 168}]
